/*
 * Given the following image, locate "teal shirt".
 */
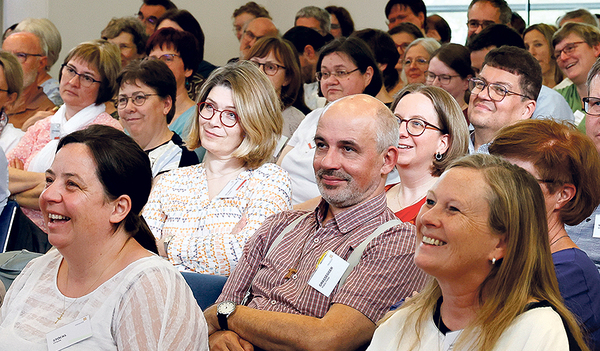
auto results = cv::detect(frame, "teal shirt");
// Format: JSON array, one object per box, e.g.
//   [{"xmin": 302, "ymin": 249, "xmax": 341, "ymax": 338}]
[{"xmin": 169, "ymin": 105, "xmax": 196, "ymax": 137}]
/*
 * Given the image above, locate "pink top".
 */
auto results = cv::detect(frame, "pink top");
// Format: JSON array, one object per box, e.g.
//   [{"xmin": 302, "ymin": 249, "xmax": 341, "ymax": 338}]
[{"xmin": 6, "ymin": 112, "xmax": 123, "ymax": 230}]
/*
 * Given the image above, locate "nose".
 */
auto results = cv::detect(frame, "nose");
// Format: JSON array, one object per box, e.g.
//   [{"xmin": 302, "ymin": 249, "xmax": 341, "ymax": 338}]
[
  {"xmin": 431, "ymin": 77, "xmax": 443, "ymax": 87},
  {"xmin": 123, "ymin": 98, "xmax": 136, "ymax": 112},
  {"xmin": 40, "ymin": 181, "xmax": 61, "ymax": 206},
  {"xmin": 67, "ymin": 74, "xmax": 80, "ymax": 87},
  {"xmin": 398, "ymin": 120, "xmax": 410, "ymax": 138},
  {"xmin": 316, "ymin": 147, "xmax": 341, "ymax": 171},
  {"xmin": 416, "ymin": 201, "xmax": 439, "ymax": 228}
]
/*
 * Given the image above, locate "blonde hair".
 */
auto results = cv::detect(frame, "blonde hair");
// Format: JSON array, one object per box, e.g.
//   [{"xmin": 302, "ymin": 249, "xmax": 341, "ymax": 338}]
[
  {"xmin": 187, "ymin": 61, "xmax": 283, "ymax": 169},
  {"xmin": 383, "ymin": 154, "xmax": 589, "ymax": 351}
]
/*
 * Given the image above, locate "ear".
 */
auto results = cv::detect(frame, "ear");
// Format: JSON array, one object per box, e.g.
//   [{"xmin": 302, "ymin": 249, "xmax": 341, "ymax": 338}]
[
  {"xmin": 593, "ymin": 43, "xmax": 600, "ymax": 58},
  {"xmin": 162, "ymin": 95, "xmax": 173, "ymax": 116},
  {"xmin": 363, "ymin": 66, "xmax": 374, "ymax": 88},
  {"xmin": 436, "ymin": 133, "xmax": 450, "ymax": 156},
  {"xmin": 553, "ymin": 183, "xmax": 576, "ymax": 210},
  {"xmin": 461, "ymin": 75, "xmax": 472, "ymax": 92},
  {"xmin": 490, "ymin": 234, "xmax": 507, "ymax": 262},
  {"xmin": 184, "ymin": 67, "xmax": 193, "ymax": 79},
  {"xmin": 381, "ymin": 145, "xmax": 399, "ymax": 176},
  {"xmin": 304, "ymin": 45, "xmax": 316, "ymax": 59},
  {"xmin": 5, "ymin": 92, "xmax": 17, "ymax": 107},
  {"xmin": 38, "ymin": 56, "xmax": 48, "ymax": 72},
  {"xmin": 521, "ymin": 99, "xmax": 536, "ymax": 119},
  {"xmin": 378, "ymin": 63, "xmax": 388, "ymax": 72},
  {"xmin": 109, "ymin": 194, "xmax": 132, "ymax": 225},
  {"xmin": 418, "ymin": 13, "xmax": 426, "ymax": 30}
]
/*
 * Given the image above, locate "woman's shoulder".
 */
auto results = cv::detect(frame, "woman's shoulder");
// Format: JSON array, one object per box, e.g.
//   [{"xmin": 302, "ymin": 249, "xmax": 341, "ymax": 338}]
[
  {"xmin": 92, "ymin": 112, "xmax": 123, "ymax": 131},
  {"xmin": 158, "ymin": 163, "xmax": 205, "ymax": 181},
  {"xmin": 495, "ymin": 305, "xmax": 568, "ymax": 350},
  {"xmin": 117, "ymin": 254, "xmax": 185, "ymax": 289}
]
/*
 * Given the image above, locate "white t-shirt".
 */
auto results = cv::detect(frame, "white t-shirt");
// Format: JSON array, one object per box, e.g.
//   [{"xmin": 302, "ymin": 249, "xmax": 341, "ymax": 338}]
[{"xmin": 0, "ymin": 249, "xmax": 208, "ymax": 351}]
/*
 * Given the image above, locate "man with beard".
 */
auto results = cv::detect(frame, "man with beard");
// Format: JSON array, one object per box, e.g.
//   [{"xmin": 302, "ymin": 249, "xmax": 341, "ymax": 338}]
[
  {"xmin": 2, "ymin": 32, "xmax": 56, "ymax": 129},
  {"xmin": 204, "ymin": 94, "xmax": 426, "ymax": 351}
]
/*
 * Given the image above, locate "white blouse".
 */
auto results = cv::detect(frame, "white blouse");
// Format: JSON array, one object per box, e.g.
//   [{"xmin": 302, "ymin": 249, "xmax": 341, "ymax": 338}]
[{"xmin": 0, "ymin": 249, "xmax": 208, "ymax": 350}]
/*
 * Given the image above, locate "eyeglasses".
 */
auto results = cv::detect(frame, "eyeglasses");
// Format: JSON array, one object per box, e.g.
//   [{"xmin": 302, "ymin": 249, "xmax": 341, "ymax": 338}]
[
  {"xmin": 137, "ymin": 13, "xmax": 158, "ymax": 26},
  {"xmin": 11, "ymin": 52, "xmax": 43, "ymax": 63},
  {"xmin": 198, "ymin": 102, "xmax": 238, "ymax": 128},
  {"xmin": 315, "ymin": 68, "xmax": 359, "ymax": 81},
  {"xmin": 395, "ymin": 115, "xmax": 444, "ymax": 136},
  {"xmin": 149, "ymin": 54, "xmax": 180, "ymax": 63},
  {"xmin": 243, "ymin": 30, "xmax": 263, "ymax": 42},
  {"xmin": 0, "ymin": 88, "xmax": 8, "ymax": 93},
  {"xmin": 425, "ymin": 71, "xmax": 461, "ymax": 85},
  {"xmin": 330, "ymin": 24, "xmax": 341, "ymax": 30},
  {"xmin": 61, "ymin": 64, "xmax": 101, "ymax": 88},
  {"xmin": 554, "ymin": 41, "xmax": 586, "ymax": 59},
  {"xmin": 249, "ymin": 59, "xmax": 286, "ymax": 76},
  {"xmin": 116, "ymin": 92, "xmax": 158, "ymax": 109},
  {"xmin": 468, "ymin": 77, "xmax": 532, "ymax": 102},
  {"xmin": 404, "ymin": 57, "xmax": 428, "ymax": 67},
  {"xmin": 583, "ymin": 97, "xmax": 600, "ymax": 116},
  {"xmin": 466, "ymin": 20, "xmax": 496, "ymax": 31}
]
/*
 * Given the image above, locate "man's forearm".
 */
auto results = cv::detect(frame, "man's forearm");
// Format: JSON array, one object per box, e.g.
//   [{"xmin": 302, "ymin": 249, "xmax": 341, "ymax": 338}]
[
  {"xmin": 9, "ymin": 168, "xmax": 45, "ymax": 195},
  {"xmin": 14, "ymin": 183, "xmax": 45, "ymax": 209}
]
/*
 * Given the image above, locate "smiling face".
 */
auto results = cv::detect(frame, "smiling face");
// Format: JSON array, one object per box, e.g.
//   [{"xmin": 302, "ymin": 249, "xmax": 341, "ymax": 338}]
[
  {"xmin": 59, "ymin": 58, "xmax": 101, "ymax": 117},
  {"xmin": 394, "ymin": 92, "xmax": 449, "ymax": 172},
  {"xmin": 319, "ymin": 52, "xmax": 372, "ymax": 102},
  {"xmin": 555, "ymin": 33, "xmax": 600, "ymax": 85},
  {"xmin": 426, "ymin": 57, "xmax": 470, "ymax": 104},
  {"xmin": 40, "ymin": 143, "xmax": 119, "ymax": 249},
  {"xmin": 524, "ymin": 29, "xmax": 553, "ymax": 77},
  {"xmin": 199, "ymin": 85, "xmax": 245, "ymax": 159},
  {"xmin": 118, "ymin": 80, "xmax": 171, "ymax": 149},
  {"xmin": 403, "ymin": 44, "xmax": 430, "ymax": 84},
  {"xmin": 415, "ymin": 167, "xmax": 505, "ymax": 281}
]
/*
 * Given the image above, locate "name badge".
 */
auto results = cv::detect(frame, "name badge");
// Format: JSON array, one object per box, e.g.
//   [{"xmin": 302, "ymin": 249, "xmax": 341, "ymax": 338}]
[
  {"xmin": 593, "ymin": 214, "xmax": 600, "ymax": 238},
  {"xmin": 574, "ymin": 110, "xmax": 586, "ymax": 126},
  {"xmin": 308, "ymin": 250, "xmax": 349, "ymax": 297},
  {"xmin": 50, "ymin": 123, "xmax": 61, "ymax": 140},
  {"xmin": 215, "ymin": 178, "xmax": 247, "ymax": 199},
  {"xmin": 46, "ymin": 315, "xmax": 93, "ymax": 351}
]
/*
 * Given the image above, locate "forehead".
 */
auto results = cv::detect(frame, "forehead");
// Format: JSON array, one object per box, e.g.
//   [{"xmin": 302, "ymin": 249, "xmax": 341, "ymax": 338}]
[
  {"xmin": 321, "ymin": 51, "xmax": 354, "ymax": 68},
  {"xmin": 395, "ymin": 92, "xmax": 439, "ymax": 122},
  {"xmin": 108, "ymin": 32, "xmax": 134, "ymax": 44},
  {"xmin": 406, "ymin": 44, "xmax": 429, "ymax": 58},
  {"xmin": 157, "ymin": 19, "xmax": 184, "ymax": 32},
  {"xmin": 524, "ymin": 29, "xmax": 545, "ymax": 42},
  {"xmin": 246, "ymin": 19, "xmax": 273, "ymax": 35},
  {"xmin": 389, "ymin": 4, "xmax": 417, "ymax": 17},
  {"xmin": 317, "ymin": 101, "xmax": 377, "ymax": 143},
  {"xmin": 67, "ymin": 57, "xmax": 99, "ymax": 75},
  {"xmin": 555, "ymin": 32, "xmax": 585, "ymax": 49},
  {"xmin": 52, "ymin": 143, "xmax": 98, "ymax": 178},
  {"xmin": 140, "ymin": 4, "xmax": 166, "ymax": 18},
  {"xmin": 428, "ymin": 57, "xmax": 456, "ymax": 74},
  {"xmin": 392, "ymin": 32, "xmax": 416, "ymax": 44},
  {"xmin": 589, "ymin": 74, "xmax": 600, "ymax": 94},
  {"xmin": 2, "ymin": 32, "xmax": 41, "ymax": 52},
  {"xmin": 468, "ymin": 1, "xmax": 501, "ymax": 22},
  {"xmin": 296, "ymin": 17, "xmax": 321, "ymax": 31},
  {"xmin": 480, "ymin": 65, "xmax": 521, "ymax": 87},
  {"xmin": 235, "ymin": 13, "xmax": 256, "ymax": 25}
]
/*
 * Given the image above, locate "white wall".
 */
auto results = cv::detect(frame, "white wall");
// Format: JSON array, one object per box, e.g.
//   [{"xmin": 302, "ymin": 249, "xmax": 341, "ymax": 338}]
[{"xmin": 4, "ymin": 0, "xmax": 392, "ymax": 78}]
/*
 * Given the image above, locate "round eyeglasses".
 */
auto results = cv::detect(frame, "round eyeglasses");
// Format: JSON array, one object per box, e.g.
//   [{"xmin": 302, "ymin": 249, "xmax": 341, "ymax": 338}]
[
  {"xmin": 198, "ymin": 102, "xmax": 238, "ymax": 128},
  {"xmin": 249, "ymin": 60, "xmax": 286, "ymax": 76},
  {"xmin": 116, "ymin": 92, "xmax": 158, "ymax": 109},
  {"xmin": 583, "ymin": 97, "xmax": 600, "ymax": 116},
  {"xmin": 61, "ymin": 64, "xmax": 101, "ymax": 88},
  {"xmin": 395, "ymin": 116, "xmax": 445, "ymax": 136},
  {"xmin": 468, "ymin": 77, "xmax": 532, "ymax": 102}
]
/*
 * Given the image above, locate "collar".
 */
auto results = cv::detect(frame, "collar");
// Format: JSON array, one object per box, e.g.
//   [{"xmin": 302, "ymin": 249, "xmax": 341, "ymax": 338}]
[
  {"xmin": 314, "ymin": 192, "xmax": 388, "ymax": 234},
  {"xmin": 468, "ymin": 130, "xmax": 491, "ymax": 154}
]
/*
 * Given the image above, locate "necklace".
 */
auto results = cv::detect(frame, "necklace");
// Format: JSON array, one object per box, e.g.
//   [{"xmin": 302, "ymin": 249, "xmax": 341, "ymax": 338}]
[
  {"xmin": 55, "ymin": 253, "xmax": 121, "ymax": 324},
  {"xmin": 550, "ymin": 235, "xmax": 569, "ymax": 247}
]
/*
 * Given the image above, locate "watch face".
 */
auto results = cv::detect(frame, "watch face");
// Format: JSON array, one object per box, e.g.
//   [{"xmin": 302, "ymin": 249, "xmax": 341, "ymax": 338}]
[{"xmin": 217, "ymin": 301, "xmax": 236, "ymax": 314}]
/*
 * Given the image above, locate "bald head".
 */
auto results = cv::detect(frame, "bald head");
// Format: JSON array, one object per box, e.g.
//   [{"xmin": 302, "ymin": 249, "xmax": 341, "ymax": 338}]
[
  {"xmin": 239, "ymin": 17, "xmax": 278, "ymax": 59},
  {"xmin": 314, "ymin": 94, "xmax": 398, "ymax": 210}
]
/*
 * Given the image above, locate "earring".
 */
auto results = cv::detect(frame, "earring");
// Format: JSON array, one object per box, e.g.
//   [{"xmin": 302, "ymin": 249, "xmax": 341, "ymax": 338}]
[
  {"xmin": 491, "ymin": 257, "xmax": 496, "ymax": 265},
  {"xmin": 435, "ymin": 153, "xmax": 443, "ymax": 161}
]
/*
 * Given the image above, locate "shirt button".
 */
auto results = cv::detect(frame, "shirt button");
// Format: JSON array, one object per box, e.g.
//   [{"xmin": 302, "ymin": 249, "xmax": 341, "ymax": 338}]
[
  {"xmin": 313, "ymin": 238, "xmax": 319, "ymax": 243},
  {"xmin": 270, "ymin": 300, "xmax": 277, "ymax": 305},
  {"xmin": 292, "ymin": 274, "xmax": 297, "ymax": 280}
]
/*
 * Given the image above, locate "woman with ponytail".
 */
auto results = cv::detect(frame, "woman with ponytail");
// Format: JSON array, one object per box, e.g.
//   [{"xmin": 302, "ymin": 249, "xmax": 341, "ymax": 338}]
[{"xmin": 0, "ymin": 125, "xmax": 208, "ymax": 350}]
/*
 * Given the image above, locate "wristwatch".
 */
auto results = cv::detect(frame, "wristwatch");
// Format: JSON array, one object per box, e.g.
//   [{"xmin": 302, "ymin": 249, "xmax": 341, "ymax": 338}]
[
  {"xmin": 216, "ymin": 301, "xmax": 237, "ymax": 330},
  {"xmin": 163, "ymin": 235, "xmax": 174, "ymax": 256}
]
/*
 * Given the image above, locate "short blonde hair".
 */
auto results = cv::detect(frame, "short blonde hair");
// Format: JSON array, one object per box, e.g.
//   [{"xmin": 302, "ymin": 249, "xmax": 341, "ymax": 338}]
[
  {"xmin": 187, "ymin": 61, "xmax": 283, "ymax": 169},
  {"xmin": 0, "ymin": 51, "xmax": 23, "ymax": 99}
]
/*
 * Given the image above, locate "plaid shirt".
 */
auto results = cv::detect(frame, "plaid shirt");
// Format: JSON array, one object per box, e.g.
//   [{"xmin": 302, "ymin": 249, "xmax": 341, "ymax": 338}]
[{"xmin": 217, "ymin": 192, "xmax": 427, "ymax": 323}]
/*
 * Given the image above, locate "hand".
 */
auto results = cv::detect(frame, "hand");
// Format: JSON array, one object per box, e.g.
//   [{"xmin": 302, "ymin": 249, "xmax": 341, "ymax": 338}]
[
  {"xmin": 21, "ymin": 110, "xmax": 54, "ymax": 131},
  {"xmin": 209, "ymin": 331, "xmax": 254, "ymax": 351},
  {"xmin": 9, "ymin": 158, "xmax": 24, "ymax": 170},
  {"xmin": 231, "ymin": 214, "xmax": 248, "ymax": 235}
]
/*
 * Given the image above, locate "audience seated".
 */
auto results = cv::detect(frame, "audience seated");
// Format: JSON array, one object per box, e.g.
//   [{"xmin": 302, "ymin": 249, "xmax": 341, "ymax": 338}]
[
  {"xmin": 142, "ymin": 61, "xmax": 292, "ymax": 275},
  {"xmin": 325, "ymin": 6, "xmax": 355, "ymax": 38},
  {"xmin": 137, "ymin": 0, "xmax": 176, "ymax": 36},
  {"xmin": 13, "ymin": 18, "xmax": 63, "ymax": 106},
  {"xmin": 524, "ymin": 23, "xmax": 564, "ymax": 88},
  {"xmin": 352, "ymin": 29, "xmax": 400, "ymax": 106},
  {"xmin": 465, "ymin": 0, "xmax": 512, "ymax": 45},
  {"xmin": 231, "ymin": 1, "xmax": 271, "ymax": 42},
  {"xmin": 367, "ymin": 153, "xmax": 589, "ymax": 351},
  {"xmin": 295, "ymin": 6, "xmax": 331, "ymax": 37},
  {"xmin": 7, "ymin": 39, "xmax": 123, "ymax": 231},
  {"xmin": 387, "ymin": 84, "xmax": 469, "ymax": 224},
  {"xmin": 0, "ymin": 125, "xmax": 208, "ymax": 350},
  {"xmin": 205, "ymin": 94, "xmax": 427, "ymax": 351},
  {"xmin": 388, "ymin": 22, "xmax": 424, "ymax": 95},
  {"xmin": 247, "ymin": 37, "xmax": 306, "ymax": 143},
  {"xmin": 101, "ymin": 17, "xmax": 147, "ymax": 69},
  {"xmin": 117, "ymin": 59, "xmax": 198, "ymax": 177},
  {"xmin": 2, "ymin": 32, "xmax": 56, "ymax": 130},
  {"xmin": 426, "ymin": 14, "xmax": 452, "ymax": 43},
  {"xmin": 567, "ymin": 58, "xmax": 600, "ymax": 271},
  {"xmin": 146, "ymin": 27, "xmax": 199, "ymax": 137},
  {"xmin": 0, "ymin": 51, "xmax": 24, "ymax": 153},
  {"xmin": 385, "ymin": 0, "xmax": 427, "ymax": 33},
  {"xmin": 402, "ymin": 38, "xmax": 440, "ymax": 85},
  {"xmin": 278, "ymin": 37, "xmax": 383, "ymax": 204},
  {"xmin": 552, "ymin": 22, "xmax": 600, "ymax": 131},
  {"xmin": 426, "ymin": 43, "xmax": 473, "ymax": 119},
  {"xmin": 238, "ymin": 17, "xmax": 278, "ymax": 60},
  {"xmin": 490, "ymin": 119, "xmax": 600, "ymax": 350}
]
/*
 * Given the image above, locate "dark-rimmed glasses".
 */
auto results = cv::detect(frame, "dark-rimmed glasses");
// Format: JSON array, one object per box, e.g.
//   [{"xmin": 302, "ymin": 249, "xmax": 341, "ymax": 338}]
[
  {"xmin": 466, "ymin": 20, "xmax": 496, "ymax": 31},
  {"xmin": 315, "ymin": 68, "xmax": 359, "ymax": 81},
  {"xmin": 198, "ymin": 102, "xmax": 238, "ymax": 128},
  {"xmin": 425, "ymin": 71, "xmax": 461, "ymax": 85},
  {"xmin": 249, "ymin": 60, "xmax": 286, "ymax": 76},
  {"xmin": 116, "ymin": 92, "xmax": 158, "ymax": 109},
  {"xmin": 554, "ymin": 41, "xmax": 586, "ymax": 59},
  {"xmin": 395, "ymin": 115, "xmax": 445, "ymax": 136},
  {"xmin": 583, "ymin": 97, "xmax": 600, "ymax": 116},
  {"xmin": 468, "ymin": 77, "xmax": 532, "ymax": 102},
  {"xmin": 61, "ymin": 64, "xmax": 101, "ymax": 88},
  {"xmin": 11, "ymin": 52, "xmax": 43, "ymax": 63}
]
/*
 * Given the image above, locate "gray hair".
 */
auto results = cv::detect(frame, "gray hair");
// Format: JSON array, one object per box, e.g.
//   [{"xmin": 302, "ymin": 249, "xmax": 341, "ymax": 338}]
[
  {"xmin": 14, "ymin": 18, "xmax": 62, "ymax": 71},
  {"xmin": 405, "ymin": 37, "xmax": 441, "ymax": 58},
  {"xmin": 558, "ymin": 8, "xmax": 599, "ymax": 28},
  {"xmin": 587, "ymin": 58, "xmax": 600, "ymax": 93},
  {"xmin": 295, "ymin": 6, "xmax": 331, "ymax": 36}
]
